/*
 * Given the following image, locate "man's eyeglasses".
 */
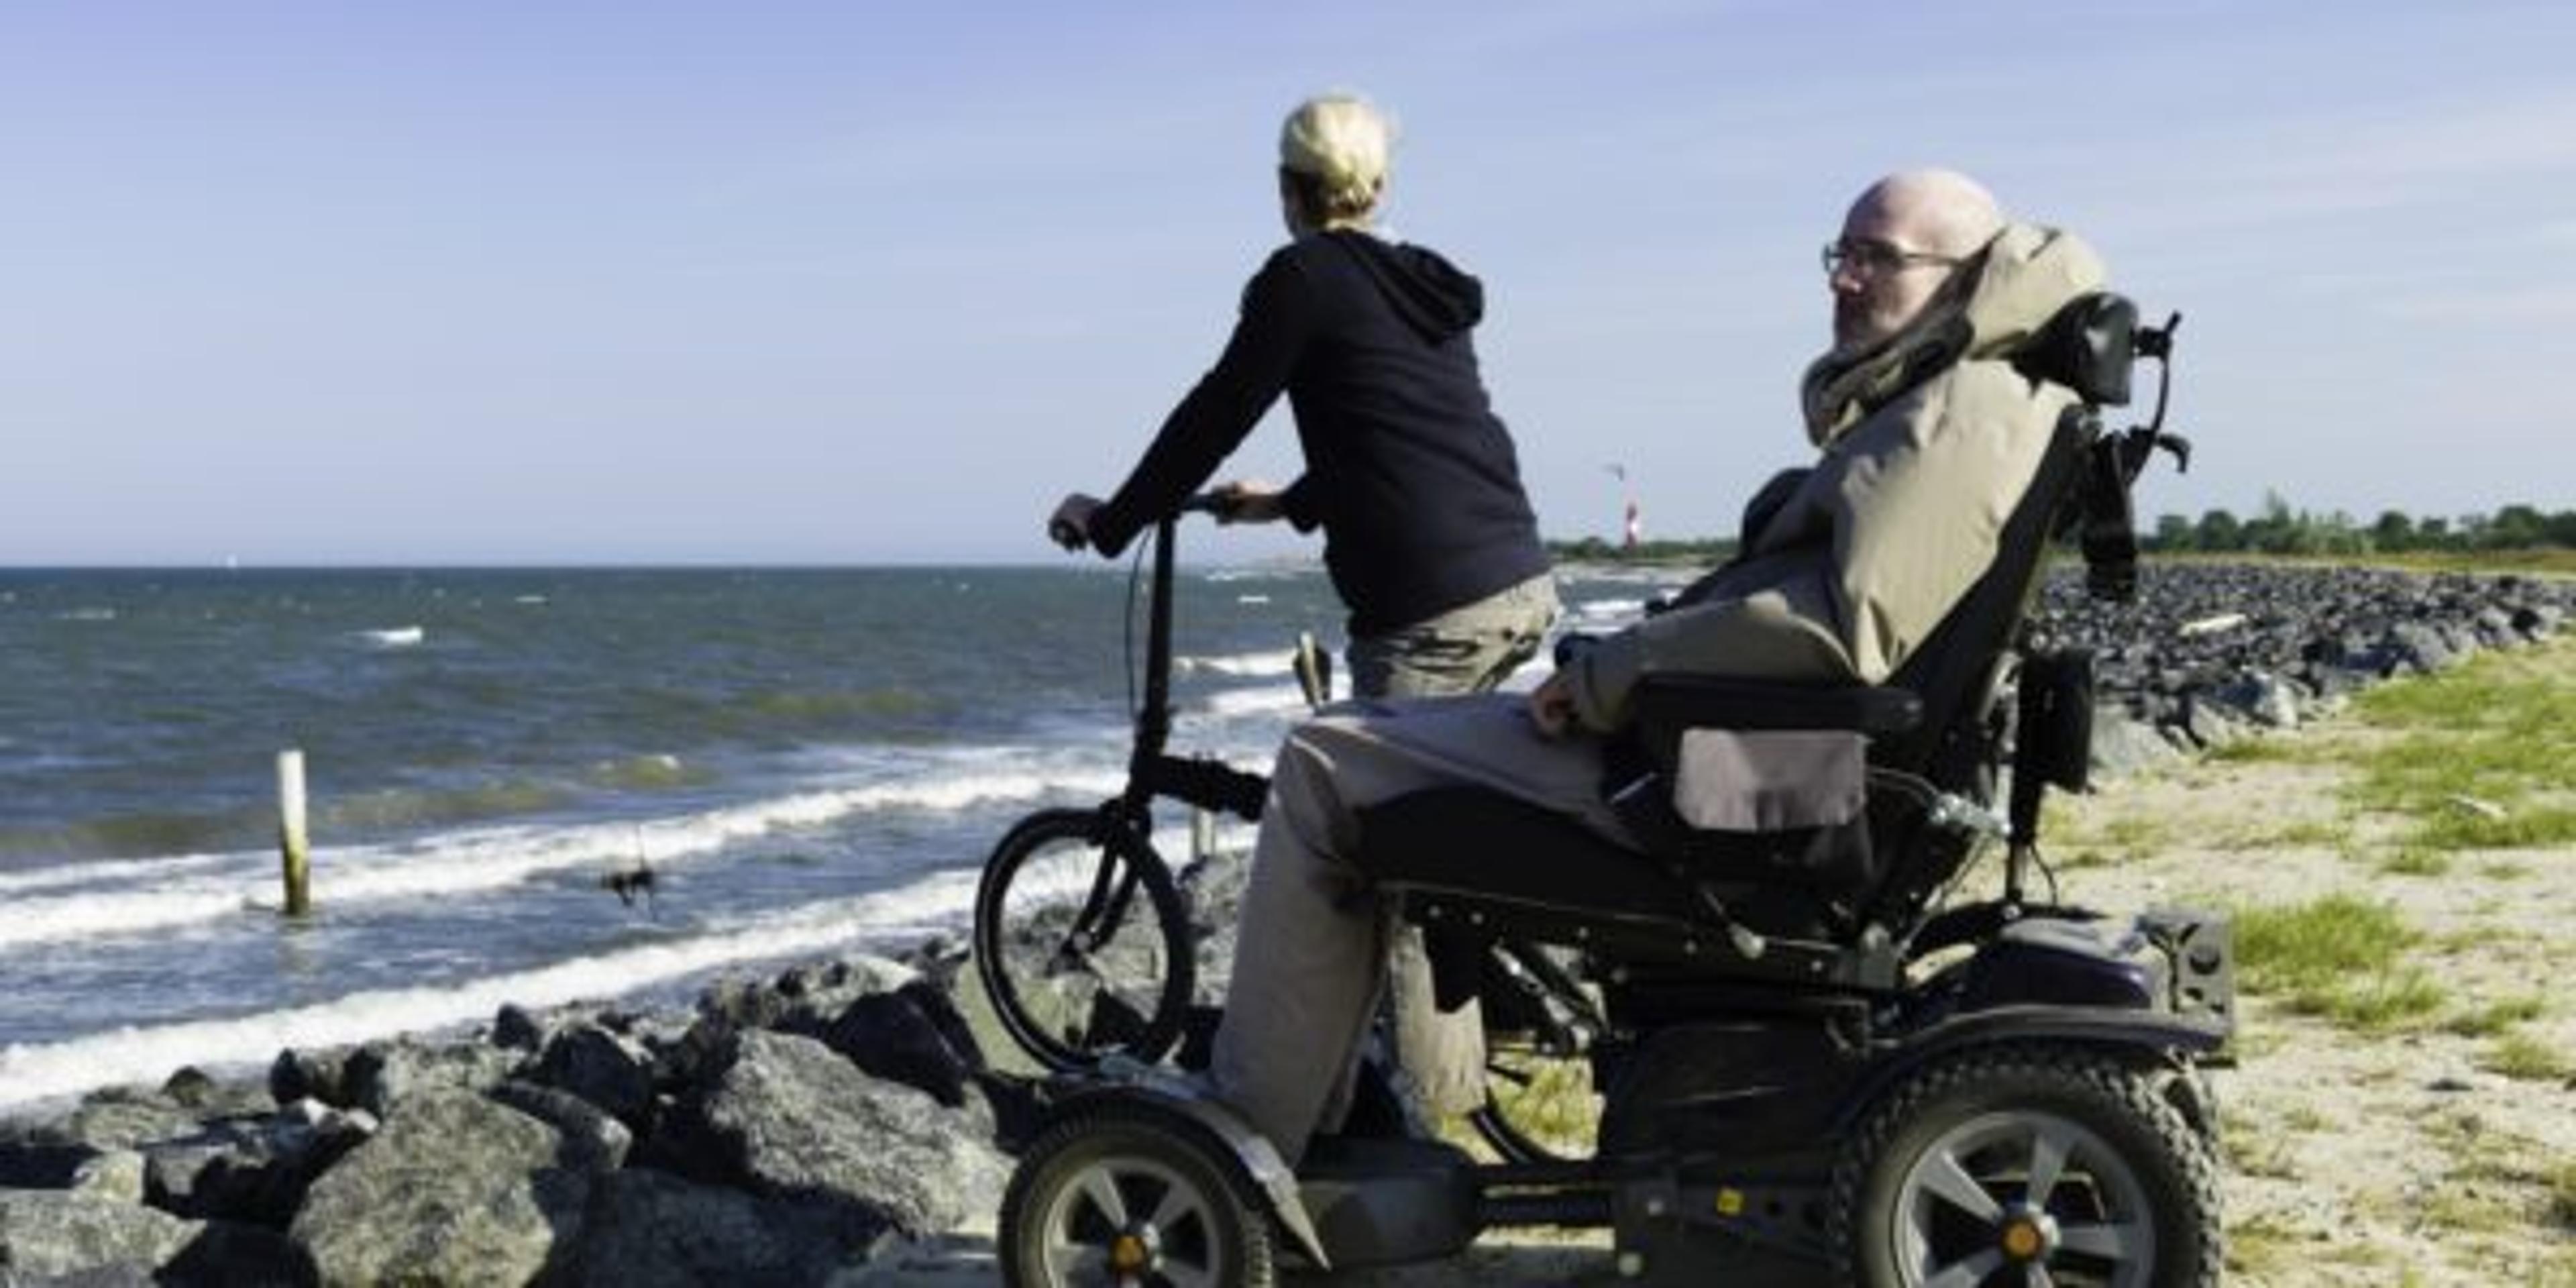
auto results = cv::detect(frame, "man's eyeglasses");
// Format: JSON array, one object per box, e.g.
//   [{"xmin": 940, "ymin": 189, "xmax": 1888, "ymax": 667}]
[{"xmin": 1821, "ymin": 239, "xmax": 1961, "ymax": 278}]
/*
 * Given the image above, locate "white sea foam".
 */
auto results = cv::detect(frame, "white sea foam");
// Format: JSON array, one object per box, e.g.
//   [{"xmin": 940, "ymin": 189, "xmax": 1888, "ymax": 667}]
[
  {"xmin": 360, "ymin": 625, "xmax": 425, "ymax": 647},
  {"xmin": 1199, "ymin": 686, "xmax": 1309, "ymax": 719},
  {"xmin": 1178, "ymin": 649, "xmax": 1295, "ymax": 678},
  {"xmin": 1234, "ymin": 594, "xmax": 1271, "ymax": 605},
  {"xmin": 0, "ymin": 871, "xmax": 983, "ymax": 1112},
  {"xmin": 1572, "ymin": 597, "xmax": 1646, "ymax": 621},
  {"xmin": 0, "ymin": 761, "xmax": 1131, "ymax": 952},
  {"xmin": 0, "ymin": 851, "xmax": 244, "ymax": 898}
]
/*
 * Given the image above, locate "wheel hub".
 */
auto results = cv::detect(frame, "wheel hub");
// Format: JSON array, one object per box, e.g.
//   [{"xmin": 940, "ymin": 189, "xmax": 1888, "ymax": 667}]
[
  {"xmin": 1108, "ymin": 1224, "xmax": 1161, "ymax": 1276},
  {"xmin": 1998, "ymin": 1203, "xmax": 2060, "ymax": 1263}
]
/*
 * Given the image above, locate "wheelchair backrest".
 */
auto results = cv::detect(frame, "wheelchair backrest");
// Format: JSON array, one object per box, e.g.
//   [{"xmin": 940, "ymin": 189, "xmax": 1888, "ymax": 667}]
[{"xmin": 1858, "ymin": 293, "xmax": 2143, "ymax": 924}]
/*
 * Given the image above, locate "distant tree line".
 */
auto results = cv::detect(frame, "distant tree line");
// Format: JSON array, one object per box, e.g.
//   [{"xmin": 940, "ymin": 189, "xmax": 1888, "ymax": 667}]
[
  {"xmin": 1547, "ymin": 536, "xmax": 1738, "ymax": 565},
  {"xmin": 1549, "ymin": 492, "xmax": 2573, "ymax": 565},
  {"xmin": 2144, "ymin": 492, "xmax": 2576, "ymax": 555}
]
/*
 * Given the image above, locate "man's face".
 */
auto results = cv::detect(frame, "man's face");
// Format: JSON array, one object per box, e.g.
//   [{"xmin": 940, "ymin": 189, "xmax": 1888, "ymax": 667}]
[{"xmin": 1829, "ymin": 200, "xmax": 1961, "ymax": 350}]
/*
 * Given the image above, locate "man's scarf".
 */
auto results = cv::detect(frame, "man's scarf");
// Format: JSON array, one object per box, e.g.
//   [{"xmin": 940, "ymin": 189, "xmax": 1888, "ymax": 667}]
[{"xmin": 1798, "ymin": 249, "xmax": 1989, "ymax": 447}]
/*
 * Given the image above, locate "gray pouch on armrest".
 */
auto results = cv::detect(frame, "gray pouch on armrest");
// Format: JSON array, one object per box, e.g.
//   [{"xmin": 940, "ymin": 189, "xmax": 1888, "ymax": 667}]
[{"xmin": 1671, "ymin": 729, "xmax": 1868, "ymax": 832}]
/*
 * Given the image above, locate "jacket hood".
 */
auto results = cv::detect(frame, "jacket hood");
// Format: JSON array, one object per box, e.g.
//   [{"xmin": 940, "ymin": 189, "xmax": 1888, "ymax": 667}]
[
  {"xmin": 1323, "ymin": 229, "xmax": 1486, "ymax": 340},
  {"xmin": 1800, "ymin": 222, "xmax": 2106, "ymax": 444},
  {"xmin": 1957, "ymin": 223, "xmax": 2107, "ymax": 360}
]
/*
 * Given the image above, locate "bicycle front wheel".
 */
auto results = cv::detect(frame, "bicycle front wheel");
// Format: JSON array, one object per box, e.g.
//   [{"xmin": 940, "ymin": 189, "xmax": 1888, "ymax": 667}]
[{"xmin": 974, "ymin": 807, "xmax": 1193, "ymax": 1073}]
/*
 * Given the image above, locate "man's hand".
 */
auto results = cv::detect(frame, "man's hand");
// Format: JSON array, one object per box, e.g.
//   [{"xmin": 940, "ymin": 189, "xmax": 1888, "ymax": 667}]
[
  {"xmin": 1048, "ymin": 494, "xmax": 1103, "ymax": 551},
  {"xmin": 1527, "ymin": 669, "xmax": 1581, "ymax": 738},
  {"xmin": 1210, "ymin": 478, "xmax": 1287, "ymax": 525}
]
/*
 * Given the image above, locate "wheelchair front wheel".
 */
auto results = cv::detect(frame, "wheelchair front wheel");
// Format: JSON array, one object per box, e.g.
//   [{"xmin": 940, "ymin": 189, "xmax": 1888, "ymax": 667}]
[
  {"xmin": 975, "ymin": 807, "xmax": 1194, "ymax": 1073},
  {"xmin": 1829, "ymin": 1044, "xmax": 2222, "ymax": 1287},
  {"xmin": 1000, "ymin": 1102, "xmax": 1275, "ymax": 1288}
]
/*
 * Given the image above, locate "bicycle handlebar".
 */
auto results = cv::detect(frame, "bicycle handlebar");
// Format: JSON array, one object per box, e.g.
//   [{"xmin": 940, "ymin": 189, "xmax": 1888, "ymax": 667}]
[{"xmin": 1054, "ymin": 492, "xmax": 1240, "ymax": 551}]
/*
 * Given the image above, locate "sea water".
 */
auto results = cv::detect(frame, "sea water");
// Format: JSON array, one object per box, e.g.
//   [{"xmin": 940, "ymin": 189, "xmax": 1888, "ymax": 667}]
[{"xmin": 0, "ymin": 563, "xmax": 1676, "ymax": 1110}]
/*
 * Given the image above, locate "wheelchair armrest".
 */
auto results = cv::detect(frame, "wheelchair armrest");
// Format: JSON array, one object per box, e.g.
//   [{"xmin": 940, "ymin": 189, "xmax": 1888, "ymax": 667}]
[{"xmin": 1629, "ymin": 675, "xmax": 1923, "ymax": 743}]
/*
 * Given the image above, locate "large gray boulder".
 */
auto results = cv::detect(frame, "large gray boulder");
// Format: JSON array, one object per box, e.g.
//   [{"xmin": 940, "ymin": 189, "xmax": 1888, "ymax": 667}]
[
  {"xmin": 288, "ymin": 1089, "xmax": 590, "ymax": 1286},
  {"xmin": 2089, "ymin": 711, "xmax": 2182, "ymax": 780},
  {"xmin": 145, "ymin": 1102, "xmax": 374, "ymax": 1226},
  {"xmin": 527, "ymin": 1022, "xmax": 657, "ymax": 1127},
  {"xmin": 0, "ymin": 1188, "xmax": 201, "ymax": 1282},
  {"xmin": 684, "ymin": 1030, "xmax": 1007, "ymax": 1240},
  {"xmin": 57, "ymin": 1089, "xmax": 203, "ymax": 1153},
  {"xmin": 566, "ymin": 1167, "xmax": 879, "ymax": 1287},
  {"xmin": 486, "ymin": 1081, "xmax": 633, "ymax": 1175},
  {"xmin": 343, "ymin": 1036, "xmax": 523, "ymax": 1118}
]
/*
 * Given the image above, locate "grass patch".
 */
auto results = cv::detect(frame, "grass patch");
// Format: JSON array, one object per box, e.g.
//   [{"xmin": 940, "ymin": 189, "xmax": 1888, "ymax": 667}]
[
  {"xmin": 2204, "ymin": 736, "xmax": 2313, "ymax": 765},
  {"xmin": 2280, "ymin": 1103, "xmax": 2332, "ymax": 1132},
  {"xmin": 2412, "ymin": 803, "xmax": 2576, "ymax": 850},
  {"xmin": 2222, "ymin": 1212, "xmax": 2302, "ymax": 1279},
  {"xmin": 2316, "ymin": 968, "xmax": 2447, "ymax": 1031},
  {"xmin": 2481, "ymin": 1031, "xmax": 2571, "ymax": 1082},
  {"xmin": 2236, "ymin": 894, "xmax": 2417, "ymax": 991},
  {"xmin": 2236, "ymin": 894, "xmax": 2446, "ymax": 1030},
  {"xmin": 2482, "ymin": 860, "xmax": 2532, "ymax": 881},
  {"xmin": 2447, "ymin": 996, "xmax": 2547, "ymax": 1037},
  {"xmin": 2339, "ymin": 640, "xmax": 2576, "ymax": 849},
  {"xmin": 2551, "ymin": 1160, "xmax": 2576, "ymax": 1232},
  {"xmin": 2375, "ymin": 847, "xmax": 2453, "ymax": 876}
]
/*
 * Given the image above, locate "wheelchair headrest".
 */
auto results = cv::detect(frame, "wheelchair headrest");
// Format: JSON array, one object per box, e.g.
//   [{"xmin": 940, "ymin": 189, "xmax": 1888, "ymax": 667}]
[{"xmin": 2011, "ymin": 292, "xmax": 2137, "ymax": 407}]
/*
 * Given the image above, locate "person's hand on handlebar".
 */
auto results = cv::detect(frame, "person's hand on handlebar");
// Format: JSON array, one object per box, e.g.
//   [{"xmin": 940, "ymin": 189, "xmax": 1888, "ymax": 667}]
[
  {"xmin": 1527, "ymin": 669, "xmax": 1580, "ymax": 739},
  {"xmin": 1208, "ymin": 479, "xmax": 1287, "ymax": 525},
  {"xmin": 1048, "ymin": 493, "xmax": 1103, "ymax": 552}
]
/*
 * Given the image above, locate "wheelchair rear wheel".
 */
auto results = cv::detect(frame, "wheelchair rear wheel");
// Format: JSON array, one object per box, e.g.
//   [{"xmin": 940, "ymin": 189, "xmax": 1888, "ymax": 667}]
[{"xmin": 975, "ymin": 807, "xmax": 1194, "ymax": 1073}]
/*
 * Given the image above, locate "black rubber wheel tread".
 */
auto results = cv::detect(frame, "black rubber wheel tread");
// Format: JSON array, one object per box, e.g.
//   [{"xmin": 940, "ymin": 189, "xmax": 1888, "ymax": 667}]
[
  {"xmin": 998, "ymin": 1102, "xmax": 1277, "ymax": 1288},
  {"xmin": 975, "ymin": 808, "xmax": 1194, "ymax": 1073},
  {"xmin": 1826, "ymin": 1043, "xmax": 2222, "ymax": 1288}
]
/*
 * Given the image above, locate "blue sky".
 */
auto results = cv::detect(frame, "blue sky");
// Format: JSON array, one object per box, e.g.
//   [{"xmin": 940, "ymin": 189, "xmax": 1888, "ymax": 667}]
[{"xmin": 3, "ymin": 1, "xmax": 2569, "ymax": 564}]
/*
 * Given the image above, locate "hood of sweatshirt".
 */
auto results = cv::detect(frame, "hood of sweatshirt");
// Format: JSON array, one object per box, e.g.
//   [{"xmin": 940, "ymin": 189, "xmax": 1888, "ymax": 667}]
[{"xmin": 1322, "ymin": 229, "xmax": 1487, "ymax": 341}]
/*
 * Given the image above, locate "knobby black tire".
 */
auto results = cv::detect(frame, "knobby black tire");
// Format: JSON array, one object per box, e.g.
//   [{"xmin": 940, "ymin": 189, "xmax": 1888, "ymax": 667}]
[
  {"xmin": 999, "ymin": 1103, "xmax": 1277, "ymax": 1288},
  {"xmin": 975, "ymin": 807, "xmax": 1194, "ymax": 1073},
  {"xmin": 1827, "ymin": 1043, "xmax": 2222, "ymax": 1288}
]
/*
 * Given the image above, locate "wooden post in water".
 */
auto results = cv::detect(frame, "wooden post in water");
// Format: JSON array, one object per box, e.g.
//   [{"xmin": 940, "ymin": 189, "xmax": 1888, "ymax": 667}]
[{"xmin": 278, "ymin": 749, "xmax": 311, "ymax": 916}]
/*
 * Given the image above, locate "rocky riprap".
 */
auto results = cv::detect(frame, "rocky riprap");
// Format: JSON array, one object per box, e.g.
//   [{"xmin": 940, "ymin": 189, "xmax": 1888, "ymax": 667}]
[
  {"xmin": 2, "ymin": 560, "xmax": 2564, "ymax": 1285},
  {"xmin": 2028, "ymin": 561, "xmax": 2572, "ymax": 777},
  {"xmin": 0, "ymin": 951, "xmax": 1016, "ymax": 1285}
]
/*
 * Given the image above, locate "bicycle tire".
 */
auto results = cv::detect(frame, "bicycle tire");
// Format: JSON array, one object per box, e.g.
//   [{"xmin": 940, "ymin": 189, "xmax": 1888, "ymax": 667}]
[{"xmin": 974, "ymin": 806, "xmax": 1194, "ymax": 1073}]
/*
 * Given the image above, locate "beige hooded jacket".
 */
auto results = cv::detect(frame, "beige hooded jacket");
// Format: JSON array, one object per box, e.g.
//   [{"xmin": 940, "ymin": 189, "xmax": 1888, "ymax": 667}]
[{"xmin": 1564, "ymin": 223, "xmax": 2108, "ymax": 732}]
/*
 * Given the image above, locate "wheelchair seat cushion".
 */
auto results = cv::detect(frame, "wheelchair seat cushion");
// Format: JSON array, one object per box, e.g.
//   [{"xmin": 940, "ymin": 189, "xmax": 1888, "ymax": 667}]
[{"xmin": 1352, "ymin": 786, "xmax": 1839, "ymax": 949}]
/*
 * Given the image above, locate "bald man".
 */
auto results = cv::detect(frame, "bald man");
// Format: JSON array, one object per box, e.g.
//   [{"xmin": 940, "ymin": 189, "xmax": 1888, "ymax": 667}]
[{"xmin": 1202, "ymin": 170, "xmax": 2110, "ymax": 1164}]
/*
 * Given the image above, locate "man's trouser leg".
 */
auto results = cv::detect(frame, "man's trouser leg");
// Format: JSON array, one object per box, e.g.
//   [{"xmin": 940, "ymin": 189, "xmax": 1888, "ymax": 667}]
[{"xmin": 1208, "ymin": 696, "xmax": 1613, "ymax": 1164}]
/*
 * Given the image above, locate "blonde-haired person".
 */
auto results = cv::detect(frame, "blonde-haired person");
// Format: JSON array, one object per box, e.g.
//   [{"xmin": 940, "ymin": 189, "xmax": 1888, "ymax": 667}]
[
  {"xmin": 1047, "ymin": 92, "xmax": 1555, "ymax": 1132},
  {"xmin": 1048, "ymin": 92, "xmax": 1556, "ymax": 701}
]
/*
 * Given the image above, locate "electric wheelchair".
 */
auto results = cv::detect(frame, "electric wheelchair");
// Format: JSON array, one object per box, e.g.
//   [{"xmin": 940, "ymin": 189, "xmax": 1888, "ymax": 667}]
[{"xmin": 995, "ymin": 293, "xmax": 2232, "ymax": 1287}]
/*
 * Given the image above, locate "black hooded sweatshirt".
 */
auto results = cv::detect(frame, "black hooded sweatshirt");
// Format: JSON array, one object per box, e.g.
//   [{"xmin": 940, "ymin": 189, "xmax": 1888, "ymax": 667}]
[{"xmin": 1087, "ymin": 229, "xmax": 1551, "ymax": 637}]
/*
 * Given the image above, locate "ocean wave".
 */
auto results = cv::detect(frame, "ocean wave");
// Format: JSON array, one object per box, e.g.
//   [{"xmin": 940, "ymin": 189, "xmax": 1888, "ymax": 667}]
[
  {"xmin": 1177, "ymin": 649, "xmax": 1295, "ymax": 678},
  {"xmin": 0, "ymin": 850, "xmax": 243, "ymax": 898},
  {"xmin": 0, "ymin": 760, "xmax": 1130, "ymax": 952},
  {"xmin": 0, "ymin": 871, "xmax": 983, "ymax": 1112},
  {"xmin": 1572, "ymin": 597, "xmax": 1647, "ymax": 621},
  {"xmin": 1199, "ymin": 686, "xmax": 1309, "ymax": 720},
  {"xmin": 360, "ymin": 626, "xmax": 425, "ymax": 647}
]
